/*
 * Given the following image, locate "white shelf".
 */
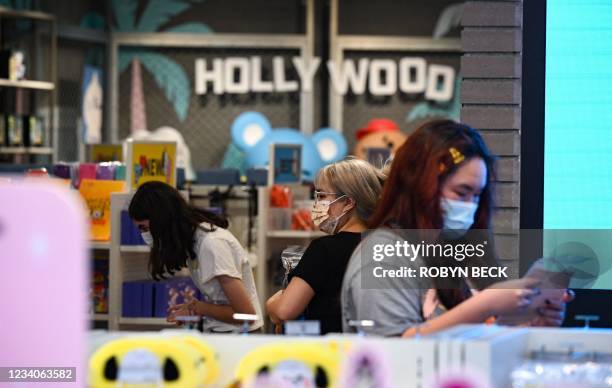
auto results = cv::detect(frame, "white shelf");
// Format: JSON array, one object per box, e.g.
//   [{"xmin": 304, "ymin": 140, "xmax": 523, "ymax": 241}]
[
  {"xmin": 90, "ymin": 241, "xmax": 110, "ymax": 250},
  {"xmin": 266, "ymin": 230, "xmax": 324, "ymax": 239},
  {"xmin": 0, "ymin": 147, "xmax": 53, "ymax": 155},
  {"xmin": 119, "ymin": 317, "xmax": 173, "ymax": 326},
  {"xmin": 0, "ymin": 6, "xmax": 54, "ymax": 21},
  {"xmin": 120, "ymin": 245, "xmax": 150, "ymax": 253},
  {"xmin": 0, "ymin": 78, "xmax": 54, "ymax": 90},
  {"xmin": 90, "ymin": 313, "xmax": 109, "ymax": 321}
]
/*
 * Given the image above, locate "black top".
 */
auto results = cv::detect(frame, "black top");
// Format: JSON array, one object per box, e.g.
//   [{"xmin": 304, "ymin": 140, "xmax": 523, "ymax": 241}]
[{"xmin": 289, "ymin": 231, "xmax": 362, "ymax": 334}]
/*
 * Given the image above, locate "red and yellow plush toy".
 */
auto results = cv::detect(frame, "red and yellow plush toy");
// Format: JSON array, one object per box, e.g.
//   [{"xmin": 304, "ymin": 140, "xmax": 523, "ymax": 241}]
[{"xmin": 353, "ymin": 118, "xmax": 408, "ymax": 161}]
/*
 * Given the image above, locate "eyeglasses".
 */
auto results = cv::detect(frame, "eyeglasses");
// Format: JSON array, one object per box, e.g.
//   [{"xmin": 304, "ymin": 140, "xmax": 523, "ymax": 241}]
[{"xmin": 314, "ymin": 191, "xmax": 349, "ymax": 203}]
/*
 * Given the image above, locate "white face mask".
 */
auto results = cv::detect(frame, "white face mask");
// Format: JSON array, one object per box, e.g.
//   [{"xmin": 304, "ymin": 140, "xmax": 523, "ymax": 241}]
[
  {"xmin": 310, "ymin": 195, "xmax": 349, "ymax": 234},
  {"xmin": 141, "ymin": 231, "xmax": 154, "ymax": 246},
  {"xmin": 441, "ymin": 197, "xmax": 478, "ymax": 236}
]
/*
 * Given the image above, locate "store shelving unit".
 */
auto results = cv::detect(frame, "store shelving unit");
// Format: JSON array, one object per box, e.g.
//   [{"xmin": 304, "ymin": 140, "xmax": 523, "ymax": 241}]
[
  {"xmin": 0, "ymin": 146, "xmax": 53, "ymax": 154},
  {"xmin": 90, "ymin": 239, "xmax": 110, "ymax": 327},
  {"xmin": 256, "ymin": 186, "xmax": 322, "ymax": 318},
  {"xmin": 118, "ymin": 317, "xmax": 172, "ymax": 327},
  {"xmin": 0, "ymin": 7, "xmax": 57, "ymax": 163},
  {"xmin": 119, "ymin": 245, "xmax": 150, "ymax": 253},
  {"xmin": 0, "ymin": 78, "xmax": 54, "ymax": 90},
  {"xmin": 90, "ymin": 241, "xmax": 111, "ymax": 250},
  {"xmin": 107, "ymin": 192, "xmax": 182, "ymax": 331},
  {"xmin": 90, "ymin": 313, "xmax": 109, "ymax": 322}
]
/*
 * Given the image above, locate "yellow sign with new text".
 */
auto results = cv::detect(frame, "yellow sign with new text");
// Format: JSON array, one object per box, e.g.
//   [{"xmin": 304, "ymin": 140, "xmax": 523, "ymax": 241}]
[{"xmin": 128, "ymin": 141, "xmax": 177, "ymax": 190}]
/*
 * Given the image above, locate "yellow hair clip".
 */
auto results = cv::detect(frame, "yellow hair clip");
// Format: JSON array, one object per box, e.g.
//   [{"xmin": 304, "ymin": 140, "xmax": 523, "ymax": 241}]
[{"xmin": 449, "ymin": 147, "xmax": 465, "ymax": 165}]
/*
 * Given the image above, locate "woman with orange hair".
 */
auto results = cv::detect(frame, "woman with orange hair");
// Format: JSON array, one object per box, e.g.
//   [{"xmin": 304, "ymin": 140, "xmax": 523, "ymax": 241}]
[{"xmin": 341, "ymin": 120, "xmax": 573, "ymax": 337}]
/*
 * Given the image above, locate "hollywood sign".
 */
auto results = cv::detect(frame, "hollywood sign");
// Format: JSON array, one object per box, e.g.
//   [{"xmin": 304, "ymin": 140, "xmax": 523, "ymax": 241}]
[{"xmin": 194, "ymin": 56, "xmax": 455, "ymax": 102}]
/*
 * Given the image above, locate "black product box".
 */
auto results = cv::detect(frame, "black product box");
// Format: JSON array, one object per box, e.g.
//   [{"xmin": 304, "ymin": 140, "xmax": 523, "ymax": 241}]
[
  {"xmin": 0, "ymin": 113, "xmax": 5, "ymax": 146},
  {"xmin": 0, "ymin": 50, "xmax": 10, "ymax": 79},
  {"xmin": 24, "ymin": 115, "xmax": 44, "ymax": 146},
  {"xmin": 6, "ymin": 114, "xmax": 23, "ymax": 146}
]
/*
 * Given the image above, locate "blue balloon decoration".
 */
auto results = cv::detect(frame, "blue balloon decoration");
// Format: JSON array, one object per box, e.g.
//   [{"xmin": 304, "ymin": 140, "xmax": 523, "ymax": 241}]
[{"xmin": 229, "ymin": 112, "xmax": 348, "ymax": 180}]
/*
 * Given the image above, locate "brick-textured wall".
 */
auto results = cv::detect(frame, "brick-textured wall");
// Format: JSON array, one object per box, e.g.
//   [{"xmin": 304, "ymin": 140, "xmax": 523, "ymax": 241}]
[{"xmin": 460, "ymin": 1, "xmax": 523, "ymax": 277}]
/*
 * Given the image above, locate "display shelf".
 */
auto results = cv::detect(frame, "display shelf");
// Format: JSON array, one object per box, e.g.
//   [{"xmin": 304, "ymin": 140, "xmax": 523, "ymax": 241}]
[
  {"xmin": 0, "ymin": 78, "xmax": 54, "ymax": 90},
  {"xmin": 120, "ymin": 245, "xmax": 150, "ymax": 253},
  {"xmin": 90, "ymin": 241, "xmax": 111, "ymax": 250},
  {"xmin": 118, "ymin": 317, "xmax": 173, "ymax": 326},
  {"xmin": 266, "ymin": 230, "xmax": 324, "ymax": 238},
  {"xmin": 0, "ymin": 6, "xmax": 54, "ymax": 21},
  {"xmin": 90, "ymin": 313, "xmax": 109, "ymax": 322},
  {"xmin": 0, "ymin": 147, "xmax": 53, "ymax": 155},
  {"xmin": 0, "ymin": 6, "xmax": 57, "ymax": 163}
]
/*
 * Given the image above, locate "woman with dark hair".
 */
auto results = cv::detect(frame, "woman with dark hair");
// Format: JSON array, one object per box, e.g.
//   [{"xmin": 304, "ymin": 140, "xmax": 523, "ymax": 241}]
[
  {"xmin": 341, "ymin": 120, "xmax": 572, "ymax": 337},
  {"xmin": 129, "ymin": 181, "xmax": 262, "ymax": 332}
]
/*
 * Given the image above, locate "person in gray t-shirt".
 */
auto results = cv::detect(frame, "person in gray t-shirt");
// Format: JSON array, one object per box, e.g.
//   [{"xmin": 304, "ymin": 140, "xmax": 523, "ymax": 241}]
[{"xmin": 342, "ymin": 120, "xmax": 572, "ymax": 337}]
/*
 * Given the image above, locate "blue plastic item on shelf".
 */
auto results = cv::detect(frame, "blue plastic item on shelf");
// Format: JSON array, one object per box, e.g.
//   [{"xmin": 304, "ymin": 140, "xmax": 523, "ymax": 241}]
[
  {"xmin": 121, "ymin": 281, "xmax": 143, "ymax": 317},
  {"xmin": 120, "ymin": 210, "xmax": 145, "ymax": 245}
]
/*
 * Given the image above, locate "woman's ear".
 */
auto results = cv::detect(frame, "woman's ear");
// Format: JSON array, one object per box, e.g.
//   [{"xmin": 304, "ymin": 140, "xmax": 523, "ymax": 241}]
[{"xmin": 345, "ymin": 197, "xmax": 357, "ymax": 212}]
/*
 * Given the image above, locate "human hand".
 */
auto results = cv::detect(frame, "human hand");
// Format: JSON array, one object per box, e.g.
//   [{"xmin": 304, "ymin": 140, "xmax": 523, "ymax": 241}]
[
  {"xmin": 482, "ymin": 277, "xmax": 541, "ymax": 317},
  {"xmin": 531, "ymin": 289, "xmax": 575, "ymax": 327},
  {"xmin": 167, "ymin": 300, "xmax": 196, "ymax": 324}
]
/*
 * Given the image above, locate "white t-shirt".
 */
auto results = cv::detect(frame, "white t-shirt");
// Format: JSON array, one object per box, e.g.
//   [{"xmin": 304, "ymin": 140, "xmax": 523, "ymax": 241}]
[{"xmin": 188, "ymin": 224, "xmax": 263, "ymax": 332}]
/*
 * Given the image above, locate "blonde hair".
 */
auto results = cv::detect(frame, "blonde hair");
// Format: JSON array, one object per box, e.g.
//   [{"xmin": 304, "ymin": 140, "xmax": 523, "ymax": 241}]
[{"xmin": 315, "ymin": 157, "xmax": 386, "ymax": 223}]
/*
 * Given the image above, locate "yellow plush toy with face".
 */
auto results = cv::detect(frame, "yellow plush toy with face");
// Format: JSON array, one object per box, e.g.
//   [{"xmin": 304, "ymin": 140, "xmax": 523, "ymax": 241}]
[
  {"xmin": 88, "ymin": 336, "xmax": 218, "ymax": 388},
  {"xmin": 232, "ymin": 342, "xmax": 343, "ymax": 388}
]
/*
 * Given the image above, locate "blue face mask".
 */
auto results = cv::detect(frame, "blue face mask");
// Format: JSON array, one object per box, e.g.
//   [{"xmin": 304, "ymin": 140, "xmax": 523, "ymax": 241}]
[{"xmin": 441, "ymin": 197, "xmax": 478, "ymax": 235}]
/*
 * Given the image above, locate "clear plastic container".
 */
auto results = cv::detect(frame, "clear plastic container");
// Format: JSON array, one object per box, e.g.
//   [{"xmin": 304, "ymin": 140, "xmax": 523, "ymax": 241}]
[
  {"xmin": 511, "ymin": 359, "xmax": 612, "ymax": 387},
  {"xmin": 280, "ymin": 245, "xmax": 306, "ymax": 288}
]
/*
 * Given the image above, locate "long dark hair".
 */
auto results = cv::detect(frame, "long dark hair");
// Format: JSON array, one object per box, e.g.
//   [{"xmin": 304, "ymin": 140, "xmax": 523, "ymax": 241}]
[
  {"xmin": 128, "ymin": 181, "xmax": 229, "ymax": 280},
  {"xmin": 369, "ymin": 120, "xmax": 498, "ymax": 309}
]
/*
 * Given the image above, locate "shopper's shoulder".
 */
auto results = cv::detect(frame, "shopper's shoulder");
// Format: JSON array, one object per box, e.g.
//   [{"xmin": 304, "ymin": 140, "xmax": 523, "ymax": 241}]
[
  {"xmin": 310, "ymin": 232, "xmax": 360, "ymax": 250},
  {"xmin": 195, "ymin": 224, "xmax": 233, "ymax": 247},
  {"xmin": 362, "ymin": 227, "xmax": 404, "ymax": 245}
]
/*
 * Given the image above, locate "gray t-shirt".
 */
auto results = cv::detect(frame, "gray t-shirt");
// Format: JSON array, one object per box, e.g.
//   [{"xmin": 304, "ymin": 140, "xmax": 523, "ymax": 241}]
[{"xmin": 341, "ymin": 228, "xmax": 433, "ymax": 337}]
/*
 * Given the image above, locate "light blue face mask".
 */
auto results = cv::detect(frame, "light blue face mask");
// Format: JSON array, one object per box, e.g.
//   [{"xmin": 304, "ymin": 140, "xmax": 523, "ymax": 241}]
[{"xmin": 441, "ymin": 197, "xmax": 478, "ymax": 236}]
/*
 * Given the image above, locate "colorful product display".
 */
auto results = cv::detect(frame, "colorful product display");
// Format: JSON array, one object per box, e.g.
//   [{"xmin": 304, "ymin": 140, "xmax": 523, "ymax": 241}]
[
  {"xmin": 79, "ymin": 179, "xmax": 126, "ymax": 241},
  {"xmin": 154, "ymin": 277, "xmax": 200, "ymax": 318},
  {"xmin": 232, "ymin": 342, "xmax": 342, "ymax": 387},
  {"xmin": 0, "ymin": 49, "xmax": 26, "ymax": 80},
  {"xmin": 88, "ymin": 335, "xmax": 219, "ymax": 387},
  {"xmin": 0, "ymin": 113, "xmax": 5, "ymax": 146},
  {"xmin": 79, "ymin": 163, "xmax": 98, "ymax": 185},
  {"xmin": 24, "ymin": 115, "xmax": 44, "ymax": 147},
  {"xmin": 91, "ymin": 259, "xmax": 109, "ymax": 314},
  {"xmin": 50, "ymin": 162, "xmax": 127, "ymax": 188},
  {"xmin": 6, "ymin": 114, "xmax": 23, "ymax": 146},
  {"xmin": 340, "ymin": 345, "xmax": 392, "ymax": 388},
  {"xmin": 121, "ymin": 277, "xmax": 200, "ymax": 319},
  {"xmin": 126, "ymin": 140, "xmax": 177, "ymax": 190}
]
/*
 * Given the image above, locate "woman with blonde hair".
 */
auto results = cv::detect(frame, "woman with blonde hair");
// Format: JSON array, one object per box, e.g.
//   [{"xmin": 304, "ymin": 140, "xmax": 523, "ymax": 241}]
[{"xmin": 266, "ymin": 157, "xmax": 385, "ymax": 334}]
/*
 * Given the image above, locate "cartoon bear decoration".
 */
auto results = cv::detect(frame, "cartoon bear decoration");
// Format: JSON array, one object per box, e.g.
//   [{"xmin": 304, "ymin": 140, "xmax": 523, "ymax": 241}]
[
  {"xmin": 353, "ymin": 118, "xmax": 408, "ymax": 162},
  {"xmin": 226, "ymin": 111, "xmax": 348, "ymax": 181}
]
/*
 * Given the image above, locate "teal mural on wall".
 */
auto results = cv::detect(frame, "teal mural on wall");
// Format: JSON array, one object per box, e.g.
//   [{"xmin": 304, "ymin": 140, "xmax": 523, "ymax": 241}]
[
  {"xmin": 112, "ymin": 0, "xmax": 213, "ymax": 123},
  {"xmin": 406, "ymin": 76, "xmax": 460, "ymax": 124}
]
